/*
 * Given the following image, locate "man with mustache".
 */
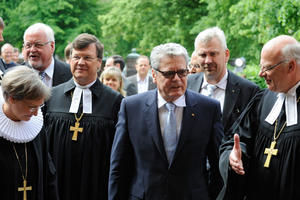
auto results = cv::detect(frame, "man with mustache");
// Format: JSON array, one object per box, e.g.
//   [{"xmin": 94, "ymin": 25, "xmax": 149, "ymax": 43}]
[
  {"xmin": 23, "ymin": 23, "xmax": 72, "ymax": 87},
  {"xmin": 187, "ymin": 27, "xmax": 260, "ymax": 134}
]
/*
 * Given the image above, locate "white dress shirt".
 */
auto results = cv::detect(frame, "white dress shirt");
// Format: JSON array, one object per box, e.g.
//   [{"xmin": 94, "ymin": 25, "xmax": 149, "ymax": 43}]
[
  {"xmin": 137, "ymin": 75, "xmax": 149, "ymax": 94},
  {"xmin": 201, "ymin": 70, "xmax": 228, "ymax": 112},
  {"xmin": 157, "ymin": 91, "xmax": 186, "ymax": 138}
]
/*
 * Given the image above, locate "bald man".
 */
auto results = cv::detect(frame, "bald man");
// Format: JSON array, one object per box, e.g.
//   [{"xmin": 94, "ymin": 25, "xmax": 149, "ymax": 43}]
[{"xmin": 218, "ymin": 35, "xmax": 300, "ymax": 200}]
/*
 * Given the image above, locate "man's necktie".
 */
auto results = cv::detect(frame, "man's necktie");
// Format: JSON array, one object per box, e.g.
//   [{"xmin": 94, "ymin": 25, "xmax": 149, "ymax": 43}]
[
  {"xmin": 163, "ymin": 102, "xmax": 177, "ymax": 163},
  {"xmin": 207, "ymin": 84, "xmax": 217, "ymax": 97},
  {"xmin": 39, "ymin": 71, "xmax": 46, "ymax": 82}
]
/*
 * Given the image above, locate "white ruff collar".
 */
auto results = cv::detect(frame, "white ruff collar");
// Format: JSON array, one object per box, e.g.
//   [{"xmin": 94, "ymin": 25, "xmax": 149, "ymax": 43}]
[{"xmin": 0, "ymin": 101, "xmax": 43, "ymax": 143}]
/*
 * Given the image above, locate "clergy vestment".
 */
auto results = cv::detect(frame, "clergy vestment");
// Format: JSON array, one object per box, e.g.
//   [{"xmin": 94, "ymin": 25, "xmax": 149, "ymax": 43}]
[
  {"xmin": 0, "ymin": 98, "xmax": 58, "ymax": 200},
  {"xmin": 218, "ymin": 88, "xmax": 300, "ymax": 200},
  {"xmin": 44, "ymin": 78, "xmax": 123, "ymax": 200}
]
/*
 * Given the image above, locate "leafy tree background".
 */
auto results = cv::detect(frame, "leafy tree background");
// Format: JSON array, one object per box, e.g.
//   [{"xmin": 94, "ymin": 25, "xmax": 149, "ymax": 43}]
[{"xmin": 1, "ymin": 0, "xmax": 299, "ymax": 87}]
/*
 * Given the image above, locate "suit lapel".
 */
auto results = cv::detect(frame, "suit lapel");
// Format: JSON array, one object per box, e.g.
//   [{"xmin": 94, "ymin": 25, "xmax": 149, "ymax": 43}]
[
  {"xmin": 223, "ymin": 71, "xmax": 240, "ymax": 125},
  {"xmin": 196, "ymin": 73, "xmax": 204, "ymax": 92},
  {"xmin": 144, "ymin": 90, "xmax": 168, "ymax": 162}
]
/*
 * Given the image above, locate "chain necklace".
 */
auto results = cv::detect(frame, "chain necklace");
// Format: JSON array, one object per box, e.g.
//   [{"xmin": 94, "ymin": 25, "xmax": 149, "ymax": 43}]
[
  {"xmin": 12, "ymin": 143, "xmax": 32, "ymax": 200},
  {"xmin": 263, "ymin": 96, "xmax": 300, "ymax": 168}
]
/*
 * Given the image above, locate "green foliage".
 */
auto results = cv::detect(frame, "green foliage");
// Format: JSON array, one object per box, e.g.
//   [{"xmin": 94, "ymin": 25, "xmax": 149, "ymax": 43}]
[
  {"xmin": 1, "ymin": 0, "xmax": 108, "ymax": 58},
  {"xmin": 242, "ymin": 64, "xmax": 267, "ymax": 89}
]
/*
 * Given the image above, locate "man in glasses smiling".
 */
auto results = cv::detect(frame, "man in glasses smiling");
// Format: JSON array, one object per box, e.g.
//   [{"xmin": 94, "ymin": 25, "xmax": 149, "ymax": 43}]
[
  {"xmin": 109, "ymin": 43, "xmax": 223, "ymax": 199},
  {"xmin": 23, "ymin": 23, "xmax": 72, "ymax": 87},
  {"xmin": 219, "ymin": 36, "xmax": 300, "ymax": 200}
]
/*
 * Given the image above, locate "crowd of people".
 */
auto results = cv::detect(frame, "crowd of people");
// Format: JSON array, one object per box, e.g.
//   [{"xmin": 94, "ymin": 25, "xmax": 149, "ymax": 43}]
[{"xmin": 1, "ymin": 15, "xmax": 300, "ymax": 200}]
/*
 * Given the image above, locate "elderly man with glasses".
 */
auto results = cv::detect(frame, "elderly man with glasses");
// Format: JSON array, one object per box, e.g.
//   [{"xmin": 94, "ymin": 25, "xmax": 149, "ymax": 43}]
[
  {"xmin": 109, "ymin": 42, "xmax": 223, "ymax": 200},
  {"xmin": 23, "ymin": 23, "xmax": 72, "ymax": 87},
  {"xmin": 218, "ymin": 35, "xmax": 300, "ymax": 200}
]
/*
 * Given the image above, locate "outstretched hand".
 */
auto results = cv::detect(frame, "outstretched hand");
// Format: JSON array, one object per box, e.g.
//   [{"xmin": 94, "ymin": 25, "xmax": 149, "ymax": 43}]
[{"xmin": 229, "ymin": 133, "xmax": 245, "ymax": 175}]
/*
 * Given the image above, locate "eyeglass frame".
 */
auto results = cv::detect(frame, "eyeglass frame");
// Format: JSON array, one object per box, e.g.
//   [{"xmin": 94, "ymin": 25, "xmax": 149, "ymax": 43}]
[
  {"xmin": 260, "ymin": 60, "xmax": 288, "ymax": 73},
  {"xmin": 29, "ymin": 103, "xmax": 45, "ymax": 113},
  {"xmin": 23, "ymin": 41, "xmax": 52, "ymax": 50},
  {"xmin": 188, "ymin": 63, "xmax": 201, "ymax": 69},
  {"xmin": 71, "ymin": 55, "xmax": 99, "ymax": 62},
  {"xmin": 154, "ymin": 68, "xmax": 189, "ymax": 79}
]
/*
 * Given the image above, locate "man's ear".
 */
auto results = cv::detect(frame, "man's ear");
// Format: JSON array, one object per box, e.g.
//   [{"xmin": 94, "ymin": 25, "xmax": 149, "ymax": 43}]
[
  {"xmin": 152, "ymin": 69, "xmax": 157, "ymax": 84},
  {"xmin": 288, "ymin": 59, "xmax": 296, "ymax": 73}
]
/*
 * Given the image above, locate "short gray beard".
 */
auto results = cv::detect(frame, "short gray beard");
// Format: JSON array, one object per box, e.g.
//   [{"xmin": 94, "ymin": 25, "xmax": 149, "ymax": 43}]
[{"xmin": 28, "ymin": 60, "xmax": 44, "ymax": 70}]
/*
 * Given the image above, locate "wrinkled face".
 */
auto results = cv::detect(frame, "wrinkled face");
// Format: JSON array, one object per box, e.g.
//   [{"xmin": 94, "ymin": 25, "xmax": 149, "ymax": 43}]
[
  {"xmin": 70, "ymin": 43, "xmax": 102, "ymax": 86},
  {"xmin": 259, "ymin": 49, "xmax": 289, "ymax": 92},
  {"xmin": 103, "ymin": 75, "xmax": 121, "ymax": 92},
  {"xmin": 195, "ymin": 37, "xmax": 229, "ymax": 82},
  {"xmin": 152, "ymin": 55, "xmax": 187, "ymax": 102},
  {"xmin": 135, "ymin": 57, "xmax": 151, "ymax": 78},
  {"xmin": 24, "ymin": 31, "xmax": 54, "ymax": 71},
  {"xmin": 5, "ymin": 97, "xmax": 44, "ymax": 121},
  {"xmin": 0, "ymin": 28, "xmax": 4, "ymax": 42},
  {"xmin": 2, "ymin": 45, "xmax": 14, "ymax": 63}
]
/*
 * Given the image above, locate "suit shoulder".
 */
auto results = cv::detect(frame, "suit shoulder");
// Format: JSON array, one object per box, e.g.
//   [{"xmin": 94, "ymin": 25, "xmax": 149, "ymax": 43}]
[
  {"xmin": 186, "ymin": 89, "xmax": 220, "ymax": 106},
  {"xmin": 126, "ymin": 74, "xmax": 136, "ymax": 82}
]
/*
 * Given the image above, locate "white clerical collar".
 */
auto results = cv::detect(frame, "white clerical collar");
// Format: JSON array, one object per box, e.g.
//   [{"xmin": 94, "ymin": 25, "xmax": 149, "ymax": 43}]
[
  {"xmin": 265, "ymin": 81, "xmax": 300, "ymax": 126},
  {"xmin": 202, "ymin": 70, "xmax": 228, "ymax": 90},
  {"xmin": 69, "ymin": 79, "xmax": 96, "ymax": 114},
  {"xmin": 157, "ymin": 90, "xmax": 186, "ymax": 108},
  {"xmin": 0, "ymin": 98, "xmax": 43, "ymax": 143}
]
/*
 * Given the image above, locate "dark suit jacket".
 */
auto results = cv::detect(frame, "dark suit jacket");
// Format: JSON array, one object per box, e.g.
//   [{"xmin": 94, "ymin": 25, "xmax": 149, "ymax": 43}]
[
  {"xmin": 126, "ymin": 74, "xmax": 156, "ymax": 95},
  {"xmin": 187, "ymin": 70, "xmax": 260, "ymax": 134},
  {"xmin": 109, "ymin": 89, "xmax": 223, "ymax": 200},
  {"xmin": 0, "ymin": 59, "xmax": 5, "ymax": 78},
  {"xmin": 52, "ymin": 58, "xmax": 72, "ymax": 87}
]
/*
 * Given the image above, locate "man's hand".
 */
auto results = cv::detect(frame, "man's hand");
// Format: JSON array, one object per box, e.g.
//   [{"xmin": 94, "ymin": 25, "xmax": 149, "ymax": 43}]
[{"xmin": 229, "ymin": 134, "xmax": 245, "ymax": 175}]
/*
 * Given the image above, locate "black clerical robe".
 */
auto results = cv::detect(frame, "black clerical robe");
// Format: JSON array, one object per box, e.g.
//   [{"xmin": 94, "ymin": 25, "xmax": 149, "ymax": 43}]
[
  {"xmin": 44, "ymin": 79, "xmax": 123, "ymax": 200},
  {"xmin": 0, "ymin": 130, "xmax": 58, "ymax": 200},
  {"xmin": 218, "ymin": 88, "xmax": 300, "ymax": 200}
]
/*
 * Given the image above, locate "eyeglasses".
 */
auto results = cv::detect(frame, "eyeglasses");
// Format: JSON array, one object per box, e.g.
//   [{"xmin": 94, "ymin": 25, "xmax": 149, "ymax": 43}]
[
  {"xmin": 155, "ymin": 68, "xmax": 189, "ymax": 79},
  {"xmin": 260, "ymin": 60, "xmax": 288, "ymax": 73},
  {"xmin": 188, "ymin": 64, "xmax": 201, "ymax": 69},
  {"xmin": 71, "ymin": 55, "xmax": 98, "ymax": 62},
  {"xmin": 23, "ymin": 41, "xmax": 51, "ymax": 49},
  {"xmin": 29, "ymin": 104, "xmax": 44, "ymax": 113}
]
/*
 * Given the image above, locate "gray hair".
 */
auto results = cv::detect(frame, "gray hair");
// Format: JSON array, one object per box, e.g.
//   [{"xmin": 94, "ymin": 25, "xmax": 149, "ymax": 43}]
[
  {"xmin": 23, "ymin": 23, "xmax": 55, "ymax": 42},
  {"xmin": 282, "ymin": 42, "xmax": 300, "ymax": 65},
  {"xmin": 1, "ymin": 66, "xmax": 51, "ymax": 101},
  {"xmin": 150, "ymin": 43, "xmax": 189, "ymax": 70},
  {"xmin": 194, "ymin": 27, "xmax": 227, "ymax": 50},
  {"xmin": 1, "ymin": 43, "xmax": 13, "ymax": 53}
]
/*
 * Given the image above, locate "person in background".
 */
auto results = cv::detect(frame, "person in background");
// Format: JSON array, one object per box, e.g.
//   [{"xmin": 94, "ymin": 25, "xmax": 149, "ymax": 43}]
[
  {"xmin": 45, "ymin": 33, "xmax": 123, "ymax": 200},
  {"xmin": 126, "ymin": 55, "xmax": 156, "ymax": 95},
  {"xmin": 218, "ymin": 35, "xmax": 300, "ymax": 200},
  {"xmin": 109, "ymin": 43, "xmax": 223, "ymax": 200},
  {"xmin": 23, "ymin": 22, "xmax": 72, "ymax": 87},
  {"xmin": 188, "ymin": 51, "xmax": 202, "ymax": 74},
  {"xmin": 100, "ymin": 66, "xmax": 126, "ymax": 96},
  {"xmin": 1, "ymin": 43, "xmax": 17, "ymax": 70},
  {"xmin": 64, "ymin": 43, "xmax": 72, "ymax": 64},
  {"xmin": 188, "ymin": 26, "xmax": 260, "ymax": 134},
  {"xmin": 0, "ymin": 17, "xmax": 6, "ymax": 73},
  {"xmin": 12, "ymin": 47, "xmax": 20, "ymax": 64},
  {"xmin": 0, "ymin": 66, "xmax": 58, "ymax": 200}
]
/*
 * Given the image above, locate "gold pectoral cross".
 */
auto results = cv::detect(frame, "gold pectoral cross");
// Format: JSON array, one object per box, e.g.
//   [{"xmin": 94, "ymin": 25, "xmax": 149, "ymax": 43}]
[
  {"xmin": 18, "ymin": 179, "xmax": 32, "ymax": 200},
  {"xmin": 70, "ymin": 121, "xmax": 83, "ymax": 141},
  {"xmin": 264, "ymin": 141, "xmax": 278, "ymax": 168}
]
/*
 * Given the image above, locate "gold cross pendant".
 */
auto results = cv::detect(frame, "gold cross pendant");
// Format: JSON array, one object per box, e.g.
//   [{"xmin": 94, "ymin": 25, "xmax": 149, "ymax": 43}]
[
  {"xmin": 18, "ymin": 179, "xmax": 32, "ymax": 200},
  {"xmin": 264, "ymin": 141, "xmax": 278, "ymax": 168},
  {"xmin": 70, "ymin": 121, "xmax": 83, "ymax": 141}
]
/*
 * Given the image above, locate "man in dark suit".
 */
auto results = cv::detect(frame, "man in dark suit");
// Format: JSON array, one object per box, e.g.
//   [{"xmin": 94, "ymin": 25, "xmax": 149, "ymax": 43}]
[
  {"xmin": 188, "ymin": 27, "xmax": 260, "ymax": 134},
  {"xmin": 126, "ymin": 55, "xmax": 156, "ymax": 95},
  {"xmin": 109, "ymin": 43, "xmax": 223, "ymax": 200},
  {"xmin": 23, "ymin": 23, "xmax": 72, "ymax": 87}
]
